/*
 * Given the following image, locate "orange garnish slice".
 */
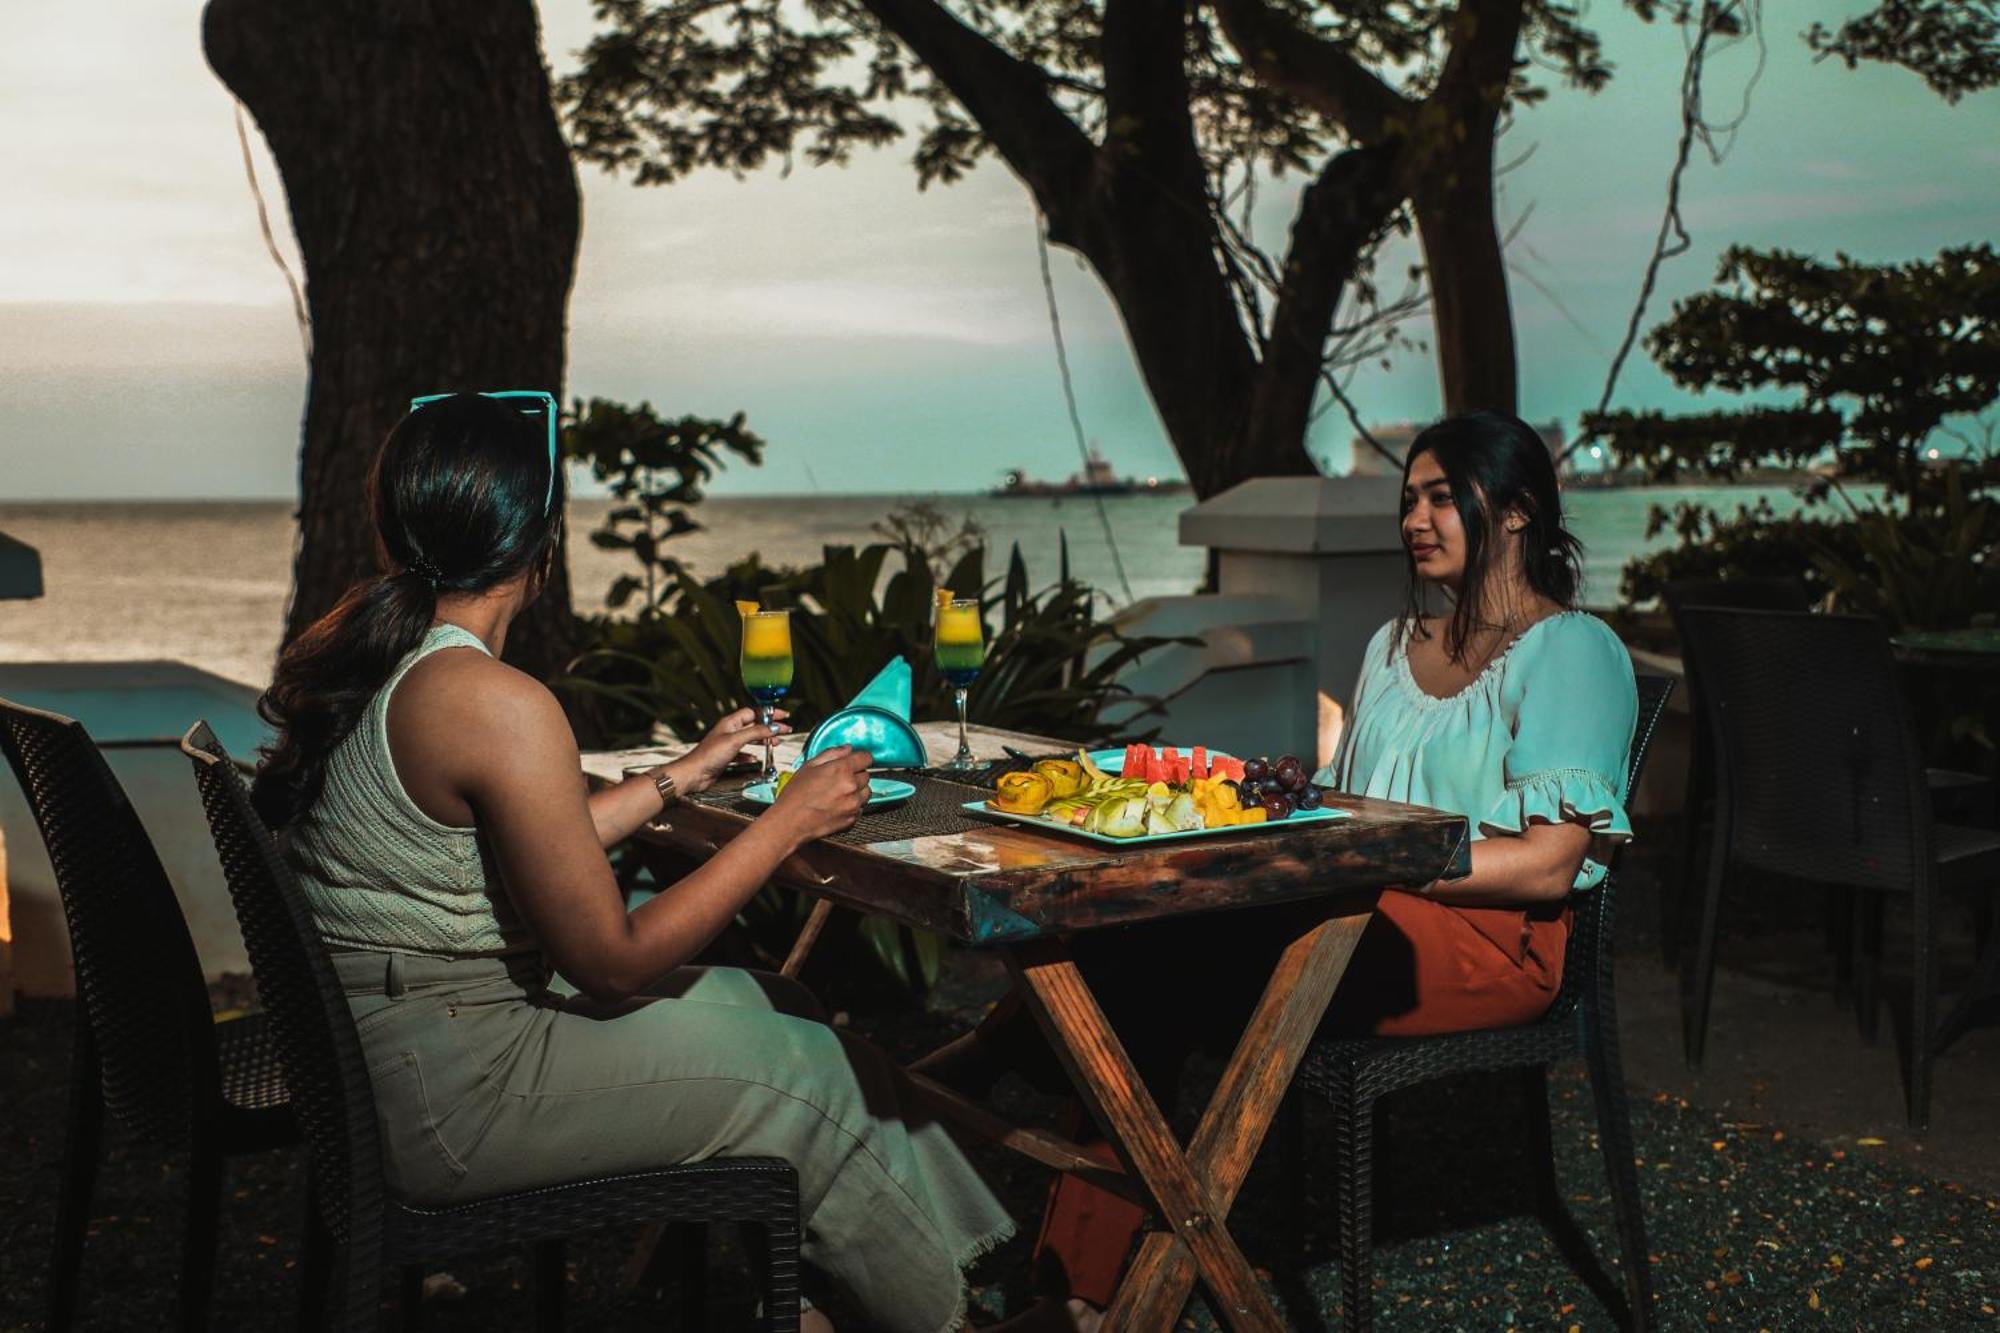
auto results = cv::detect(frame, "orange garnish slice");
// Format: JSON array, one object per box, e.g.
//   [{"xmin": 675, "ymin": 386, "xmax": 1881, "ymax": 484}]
[{"xmin": 735, "ymin": 599, "xmax": 759, "ymax": 619}]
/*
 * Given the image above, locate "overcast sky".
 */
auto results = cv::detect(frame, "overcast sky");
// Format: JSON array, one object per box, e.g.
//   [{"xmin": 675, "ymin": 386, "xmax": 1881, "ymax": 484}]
[{"xmin": 1, "ymin": 1, "xmax": 1994, "ymax": 499}]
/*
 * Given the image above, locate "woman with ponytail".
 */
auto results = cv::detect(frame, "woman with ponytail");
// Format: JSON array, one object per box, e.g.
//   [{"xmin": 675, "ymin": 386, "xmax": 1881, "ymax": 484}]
[{"xmin": 257, "ymin": 395, "xmax": 1016, "ymax": 1333}]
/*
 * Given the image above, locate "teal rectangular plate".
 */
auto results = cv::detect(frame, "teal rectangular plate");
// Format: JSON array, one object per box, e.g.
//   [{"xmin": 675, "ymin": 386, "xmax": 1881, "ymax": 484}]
[{"xmin": 961, "ymin": 798, "xmax": 1349, "ymax": 846}]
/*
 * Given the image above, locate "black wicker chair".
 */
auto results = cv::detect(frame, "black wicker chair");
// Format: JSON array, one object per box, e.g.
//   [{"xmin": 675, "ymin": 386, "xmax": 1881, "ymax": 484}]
[
  {"xmin": 1674, "ymin": 609, "xmax": 2000, "ymax": 1130},
  {"xmin": 1666, "ymin": 581, "xmax": 1990, "ymax": 971},
  {"xmin": 1660, "ymin": 577, "xmax": 1815, "ymax": 965},
  {"xmin": 1285, "ymin": 673, "xmax": 1674, "ymax": 1333},
  {"xmin": 178, "ymin": 721, "xmax": 803, "ymax": 1332},
  {"xmin": 0, "ymin": 698, "xmax": 296, "ymax": 1331}
]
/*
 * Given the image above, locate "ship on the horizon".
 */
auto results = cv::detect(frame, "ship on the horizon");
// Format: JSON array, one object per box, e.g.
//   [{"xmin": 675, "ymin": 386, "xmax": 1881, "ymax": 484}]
[{"xmin": 990, "ymin": 447, "xmax": 1191, "ymax": 498}]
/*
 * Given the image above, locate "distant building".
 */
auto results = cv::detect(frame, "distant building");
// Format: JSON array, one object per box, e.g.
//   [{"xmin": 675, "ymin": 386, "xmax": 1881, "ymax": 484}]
[{"xmin": 1347, "ymin": 419, "xmax": 1567, "ymax": 476}]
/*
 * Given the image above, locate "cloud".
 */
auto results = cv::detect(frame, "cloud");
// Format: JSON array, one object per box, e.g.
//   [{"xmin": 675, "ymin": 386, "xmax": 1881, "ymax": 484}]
[
  {"xmin": 1683, "ymin": 182, "xmax": 1963, "ymax": 229},
  {"xmin": 0, "ymin": 302, "xmax": 304, "ymax": 372}
]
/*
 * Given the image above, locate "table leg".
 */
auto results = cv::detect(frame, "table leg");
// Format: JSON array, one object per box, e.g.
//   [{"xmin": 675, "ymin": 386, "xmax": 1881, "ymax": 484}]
[
  {"xmin": 1005, "ymin": 938, "xmax": 1284, "ymax": 1333},
  {"xmin": 1110, "ymin": 911, "xmax": 1372, "ymax": 1329},
  {"xmin": 781, "ymin": 899, "xmax": 835, "ymax": 979}
]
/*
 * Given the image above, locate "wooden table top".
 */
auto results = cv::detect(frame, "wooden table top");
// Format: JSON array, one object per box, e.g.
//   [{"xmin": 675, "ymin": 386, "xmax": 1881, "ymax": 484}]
[{"xmin": 614, "ymin": 723, "xmax": 1472, "ymax": 946}]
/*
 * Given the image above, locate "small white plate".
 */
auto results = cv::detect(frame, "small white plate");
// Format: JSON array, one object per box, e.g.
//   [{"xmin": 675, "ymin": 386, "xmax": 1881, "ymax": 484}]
[{"xmin": 741, "ymin": 777, "xmax": 917, "ymax": 808}]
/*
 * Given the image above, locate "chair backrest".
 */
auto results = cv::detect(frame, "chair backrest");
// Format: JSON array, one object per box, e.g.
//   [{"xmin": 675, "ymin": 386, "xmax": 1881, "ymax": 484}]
[
  {"xmin": 181, "ymin": 721, "xmax": 383, "ymax": 1241},
  {"xmin": 1663, "ymin": 575, "xmax": 1814, "ymax": 618},
  {"xmin": 1664, "ymin": 576, "xmax": 1816, "ymax": 799},
  {"xmin": 0, "ymin": 698, "xmax": 217, "ymax": 1144},
  {"xmin": 1557, "ymin": 672, "xmax": 1676, "ymax": 1017},
  {"xmin": 1675, "ymin": 607, "xmax": 1930, "ymax": 893}
]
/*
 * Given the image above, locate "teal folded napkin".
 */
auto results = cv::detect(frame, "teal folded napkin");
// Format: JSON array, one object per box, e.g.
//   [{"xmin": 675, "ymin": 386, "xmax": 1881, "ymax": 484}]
[{"xmin": 847, "ymin": 657, "xmax": 912, "ymax": 720}]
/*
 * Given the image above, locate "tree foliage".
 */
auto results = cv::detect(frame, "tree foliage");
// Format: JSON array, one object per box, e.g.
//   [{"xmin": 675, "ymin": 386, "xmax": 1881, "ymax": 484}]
[
  {"xmin": 564, "ymin": 395, "xmax": 766, "ymax": 610},
  {"xmin": 1807, "ymin": 0, "xmax": 2000, "ymax": 104},
  {"xmin": 1591, "ymin": 245, "xmax": 2000, "ymax": 501},
  {"xmin": 561, "ymin": 510, "xmax": 1180, "ymax": 747},
  {"xmin": 562, "ymin": 1, "xmax": 1631, "ymax": 193},
  {"xmin": 559, "ymin": 0, "xmax": 1679, "ymax": 496}
]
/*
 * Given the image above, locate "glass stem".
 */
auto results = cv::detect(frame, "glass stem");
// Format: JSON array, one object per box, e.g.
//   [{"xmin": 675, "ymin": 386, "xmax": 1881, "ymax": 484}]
[
  {"xmin": 759, "ymin": 702, "xmax": 775, "ymax": 778},
  {"xmin": 953, "ymin": 687, "xmax": 972, "ymax": 767}
]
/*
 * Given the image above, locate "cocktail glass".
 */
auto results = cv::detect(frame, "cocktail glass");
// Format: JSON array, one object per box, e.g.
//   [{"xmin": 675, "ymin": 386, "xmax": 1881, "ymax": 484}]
[
  {"xmin": 740, "ymin": 609, "xmax": 794, "ymax": 779},
  {"xmin": 934, "ymin": 597, "xmax": 985, "ymax": 771}
]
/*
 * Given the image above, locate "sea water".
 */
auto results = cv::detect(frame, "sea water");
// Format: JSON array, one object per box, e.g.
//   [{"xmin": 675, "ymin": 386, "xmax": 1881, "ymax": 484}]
[{"xmin": 0, "ymin": 486, "xmax": 1816, "ymax": 690}]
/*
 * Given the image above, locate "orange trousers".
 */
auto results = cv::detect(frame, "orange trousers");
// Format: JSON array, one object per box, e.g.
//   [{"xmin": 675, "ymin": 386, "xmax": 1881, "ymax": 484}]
[{"xmin": 1018, "ymin": 891, "xmax": 1570, "ymax": 1307}]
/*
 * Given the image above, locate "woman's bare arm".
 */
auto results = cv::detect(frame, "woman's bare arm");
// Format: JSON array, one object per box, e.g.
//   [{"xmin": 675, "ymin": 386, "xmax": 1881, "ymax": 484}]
[
  {"xmin": 585, "ymin": 708, "xmax": 785, "ymax": 849},
  {"xmin": 1410, "ymin": 820, "xmax": 1593, "ymax": 906},
  {"xmin": 392, "ymin": 658, "xmax": 865, "ymax": 1002}
]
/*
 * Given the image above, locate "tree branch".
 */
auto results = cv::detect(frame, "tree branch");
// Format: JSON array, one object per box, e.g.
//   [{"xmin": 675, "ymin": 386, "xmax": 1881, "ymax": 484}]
[
  {"xmin": 854, "ymin": 0, "xmax": 1098, "ymax": 229},
  {"xmin": 1209, "ymin": 0, "xmax": 1411, "ymax": 144},
  {"xmin": 1430, "ymin": 0, "xmax": 1528, "ymax": 129},
  {"xmin": 1249, "ymin": 142, "xmax": 1407, "ymax": 458},
  {"xmin": 1102, "ymin": 0, "xmax": 1202, "ymax": 163}
]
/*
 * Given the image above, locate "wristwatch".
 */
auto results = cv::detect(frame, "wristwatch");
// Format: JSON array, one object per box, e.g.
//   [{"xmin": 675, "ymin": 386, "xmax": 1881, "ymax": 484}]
[{"xmin": 647, "ymin": 766, "xmax": 681, "ymax": 811}]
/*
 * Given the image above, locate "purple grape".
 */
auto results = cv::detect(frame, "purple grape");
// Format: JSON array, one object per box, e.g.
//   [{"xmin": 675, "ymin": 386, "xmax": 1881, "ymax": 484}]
[
  {"xmin": 1242, "ymin": 756, "xmax": 1270, "ymax": 783},
  {"xmin": 1296, "ymin": 783, "xmax": 1324, "ymax": 811},
  {"xmin": 1260, "ymin": 795, "xmax": 1292, "ymax": 821},
  {"xmin": 1275, "ymin": 756, "xmax": 1303, "ymax": 788}
]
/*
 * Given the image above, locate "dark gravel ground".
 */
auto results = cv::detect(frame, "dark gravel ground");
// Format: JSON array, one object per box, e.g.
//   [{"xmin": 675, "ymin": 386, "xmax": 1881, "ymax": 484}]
[{"xmin": 5, "ymin": 966, "xmax": 1996, "ymax": 1332}]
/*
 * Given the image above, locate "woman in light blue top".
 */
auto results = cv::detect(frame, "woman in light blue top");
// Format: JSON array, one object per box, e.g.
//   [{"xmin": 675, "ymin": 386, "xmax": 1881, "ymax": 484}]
[
  {"xmin": 1314, "ymin": 409, "xmax": 1638, "ymax": 1035},
  {"xmin": 945, "ymin": 410, "xmax": 1640, "ymax": 1313}
]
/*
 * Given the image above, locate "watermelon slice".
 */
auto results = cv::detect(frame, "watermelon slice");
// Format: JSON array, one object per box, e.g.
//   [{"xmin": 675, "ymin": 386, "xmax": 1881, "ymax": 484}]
[
  {"xmin": 1211, "ymin": 755, "xmax": 1246, "ymax": 782},
  {"xmin": 1192, "ymin": 746, "xmax": 1209, "ymax": 781}
]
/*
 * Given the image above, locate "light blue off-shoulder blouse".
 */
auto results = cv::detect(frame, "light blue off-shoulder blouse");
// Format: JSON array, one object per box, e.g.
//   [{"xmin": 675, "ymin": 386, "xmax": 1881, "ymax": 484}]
[{"xmin": 1314, "ymin": 611, "xmax": 1639, "ymax": 890}]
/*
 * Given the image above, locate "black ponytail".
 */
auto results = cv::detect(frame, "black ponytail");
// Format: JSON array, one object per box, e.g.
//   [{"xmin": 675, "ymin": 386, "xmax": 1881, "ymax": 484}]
[{"xmin": 252, "ymin": 394, "xmax": 563, "ymax": 828}]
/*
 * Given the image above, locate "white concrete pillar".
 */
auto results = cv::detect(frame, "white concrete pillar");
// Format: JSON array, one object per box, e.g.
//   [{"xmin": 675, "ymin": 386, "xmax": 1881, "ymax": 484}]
[{"xmin": 1179, "ymin": 476, "xmax": 1409, "ymax": 761}]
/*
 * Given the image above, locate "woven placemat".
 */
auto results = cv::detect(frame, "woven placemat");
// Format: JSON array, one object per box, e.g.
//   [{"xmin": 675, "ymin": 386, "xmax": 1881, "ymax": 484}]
[{"xmin": 695, "ymin": 772, "xmax": 1010, "ymax": 846}]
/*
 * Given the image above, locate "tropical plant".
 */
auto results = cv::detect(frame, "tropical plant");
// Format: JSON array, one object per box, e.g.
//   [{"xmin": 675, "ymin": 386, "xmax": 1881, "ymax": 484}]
[
  {"xmin": 1601, "ymin": 240, "xmax": 2000, "ymax": 621},
  {"xmin": 560, "ymin": 502, "xmax": 1187, "ymax": 1001},
  {"xmin": 560, "ymin": 531, "xmax": 1179, "ymax": 749},
  {"xmin": 564, "ymin": 395, "xmax": 767, "ymax": 608},
  {"xmin": 1808, "ymin": 469, "xmax": 2000, "ymax": 634}
]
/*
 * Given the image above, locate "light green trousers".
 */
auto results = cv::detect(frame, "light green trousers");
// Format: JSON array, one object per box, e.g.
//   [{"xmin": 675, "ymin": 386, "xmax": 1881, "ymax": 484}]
[{"xmin": 333, "ymin": 950, "xmax": 1013, "ymax": 1333}]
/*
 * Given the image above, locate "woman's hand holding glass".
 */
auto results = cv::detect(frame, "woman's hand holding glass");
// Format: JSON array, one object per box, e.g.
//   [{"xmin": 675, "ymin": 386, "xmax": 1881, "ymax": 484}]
[{"xmin": 670, "ymin": 707, "xmax": 788, "ymax": 797}]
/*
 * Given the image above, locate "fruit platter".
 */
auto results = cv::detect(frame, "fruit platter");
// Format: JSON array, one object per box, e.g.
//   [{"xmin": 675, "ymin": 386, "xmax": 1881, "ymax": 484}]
[{"xmin": 964, "ymin": 744, "xmax": 1348, "ymax": 845}]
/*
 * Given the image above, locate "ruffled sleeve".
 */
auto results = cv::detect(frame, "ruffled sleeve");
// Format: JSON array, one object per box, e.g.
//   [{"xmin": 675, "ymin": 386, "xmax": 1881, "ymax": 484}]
[{"xmin": 1476, "ymin": 615, "xmax": 1639, "ymax": 890}]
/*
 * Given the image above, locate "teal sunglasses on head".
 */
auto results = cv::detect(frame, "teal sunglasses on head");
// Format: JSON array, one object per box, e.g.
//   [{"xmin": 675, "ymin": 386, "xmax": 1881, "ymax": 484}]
[{"xmin": 408, "ymin": 390, "xmax": 560, "ymax": 514}]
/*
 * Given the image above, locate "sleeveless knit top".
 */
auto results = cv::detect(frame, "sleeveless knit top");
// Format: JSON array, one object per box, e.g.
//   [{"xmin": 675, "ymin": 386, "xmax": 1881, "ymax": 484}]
[{"xmin": 288, "ymin": 623, "xmax": 531, "ymax": 957}]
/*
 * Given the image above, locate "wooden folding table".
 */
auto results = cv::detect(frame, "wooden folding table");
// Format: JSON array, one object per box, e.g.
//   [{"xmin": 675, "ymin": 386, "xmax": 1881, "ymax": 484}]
[{"xmin": 616, "ymin": 725, "xmax": 1469, "ymax": 1331}]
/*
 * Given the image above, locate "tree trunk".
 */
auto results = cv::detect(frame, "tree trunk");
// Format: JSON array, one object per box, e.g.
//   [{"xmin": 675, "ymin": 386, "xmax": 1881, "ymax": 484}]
[
  {"xmin": 1069, "ymin": 178, "xmax": 1280, "ymax": 501},
  {"xmin": 1410, "ymin": 141, "xmax": 1517, "ymax": 417},
  {"xmin": 1242, "ymin": 144, "xmax": 1408, "ymax": 474},
  {"xmin": 203, "ymin": 0, "xmax": 584, "ymax": 686}
]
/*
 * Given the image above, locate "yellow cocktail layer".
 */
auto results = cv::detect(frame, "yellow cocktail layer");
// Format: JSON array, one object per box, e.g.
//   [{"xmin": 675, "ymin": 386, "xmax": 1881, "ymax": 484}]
[
  {"xmin": 937, "ymin": 606, "xmax": 982, "ymax": 645},
  {"xmin": 742, "ymin": 615, "xmax": 793, "ymax": 656}
]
